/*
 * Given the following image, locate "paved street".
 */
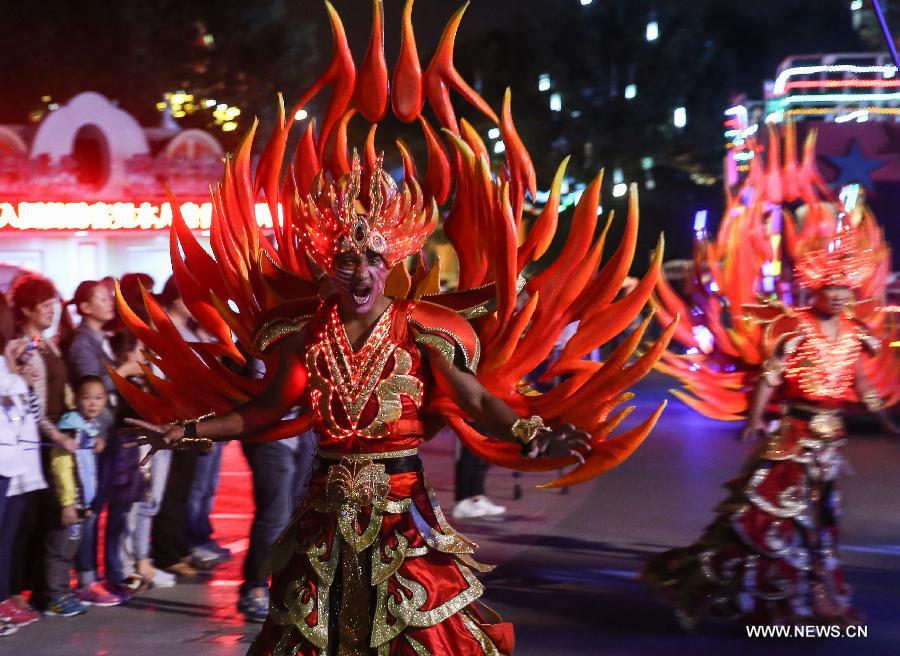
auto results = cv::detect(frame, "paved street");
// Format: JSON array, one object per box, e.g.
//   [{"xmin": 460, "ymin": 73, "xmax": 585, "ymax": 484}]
[{"xmin": 7, "ymin": 373, "xmax": 899, "ymax": 655}]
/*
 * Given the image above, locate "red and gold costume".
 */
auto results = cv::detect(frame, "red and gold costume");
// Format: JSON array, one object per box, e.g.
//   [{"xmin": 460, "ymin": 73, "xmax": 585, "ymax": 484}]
[
  {"xmin": 114, "ymin": 1, "xmax": 676, "ymax": 653},
  {"xmin": 642, "ymin": 231, "xmax": 881, "ymax": 626},
  {"xmin": 247, "ymin": 298, "xmax": 517, "ymax": 655},
  {"xmin": 652, "ymin": 125, "xmax": 899, "ymax": 422}
]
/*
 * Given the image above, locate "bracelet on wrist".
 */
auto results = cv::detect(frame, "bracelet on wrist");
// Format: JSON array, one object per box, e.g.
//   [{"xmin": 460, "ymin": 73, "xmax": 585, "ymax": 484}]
[
  {"xmin": 511, "ymin": 415, "xmax": 549, "ymax": 446},
  {"xmin": 174, "ymin": 413, "xmax": 216, "ymax": 453},
  {"xmin": 861, "ymin": 390, "xmax": 885, "ymax": 413}
]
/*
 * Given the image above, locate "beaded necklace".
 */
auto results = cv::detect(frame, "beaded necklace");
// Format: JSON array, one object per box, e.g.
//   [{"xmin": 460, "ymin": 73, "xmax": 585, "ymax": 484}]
[{"xmin": 785, "ymin": 312, "xmax": 861, "ymax": 400}]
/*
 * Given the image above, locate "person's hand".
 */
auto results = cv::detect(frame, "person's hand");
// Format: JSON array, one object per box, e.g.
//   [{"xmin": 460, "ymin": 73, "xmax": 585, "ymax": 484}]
[
  {"xmin": 527, "ymin": 423, "xmax": 592, "ymax": 464},
  {"xmin": 117, "ymin": 358, "xmax": 144, "ymax": 378},
  {"xmin": 92, "ymin": 437, "xmax": 106, "ymax": 454},
  {"xmin": 738, "ymin": 421, "xmax": 766, "ymax": 443},
  {"xmin": 54, "ymin": 430, "xmax": 79, "ymax": 452},
  {"xmin": 60, "ymin": 505, "xmax": 78, "ymax": 527},
  {"xmin": 3, "ymin": 337, "xmax": 29, "ymax": 374},
  {"xmin": 122, "ymin": 418, "xmax": 186, "ymax": 465}
]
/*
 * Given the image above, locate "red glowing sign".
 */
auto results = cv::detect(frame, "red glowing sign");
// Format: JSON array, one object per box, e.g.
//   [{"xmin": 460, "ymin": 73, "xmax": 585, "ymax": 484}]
[{"xmin": 0, "ymin": 202, "xmax": 277, "ymax": 231}]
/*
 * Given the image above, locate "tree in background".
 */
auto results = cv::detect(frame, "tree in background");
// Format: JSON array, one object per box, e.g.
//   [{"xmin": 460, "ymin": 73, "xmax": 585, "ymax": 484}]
[{"xmin": 0, "ymin": 0, "xmax": 317, "ymax": 146}]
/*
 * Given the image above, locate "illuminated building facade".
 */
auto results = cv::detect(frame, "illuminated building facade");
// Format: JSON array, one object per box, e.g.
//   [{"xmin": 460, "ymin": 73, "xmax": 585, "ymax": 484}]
[
  {"xmin": 723, "ymin": 54, "xmax": 900, "ymax": 265},
  {"xmin": 0, "ymin": 91, "xmax": 230, "ymax": 295}
]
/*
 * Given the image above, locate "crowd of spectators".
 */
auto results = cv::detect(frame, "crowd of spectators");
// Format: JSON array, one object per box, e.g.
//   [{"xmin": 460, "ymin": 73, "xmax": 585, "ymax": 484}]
[{"xmin": 0, "ymin": 270, "xmax": 316, "ymax": 636}]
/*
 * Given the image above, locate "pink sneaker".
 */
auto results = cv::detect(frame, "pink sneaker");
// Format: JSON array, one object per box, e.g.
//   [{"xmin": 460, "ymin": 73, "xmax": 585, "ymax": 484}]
[
  {"xmin": 0, "ymin": 599, "xmax": 40, "ymax": 626},
  {"xmin": 75, "ymin": 582, "xmax": 123, "ymax": 607}
]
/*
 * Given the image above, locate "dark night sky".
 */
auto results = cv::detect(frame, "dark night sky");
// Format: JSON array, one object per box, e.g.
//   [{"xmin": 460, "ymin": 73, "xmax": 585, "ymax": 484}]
[{"xmin": 0, "ymin": 0, "xmax": 872, "ymax": 123}]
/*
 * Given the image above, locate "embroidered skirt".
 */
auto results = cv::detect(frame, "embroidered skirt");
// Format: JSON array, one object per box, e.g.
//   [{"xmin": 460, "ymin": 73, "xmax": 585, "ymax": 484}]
[
  {"xmin": 247, "ymin": 463, "xmax": 513, "ymax": 655},
  {"xmin": 641, "ymin": 415, "xmax": 858, "ymax": 626}
]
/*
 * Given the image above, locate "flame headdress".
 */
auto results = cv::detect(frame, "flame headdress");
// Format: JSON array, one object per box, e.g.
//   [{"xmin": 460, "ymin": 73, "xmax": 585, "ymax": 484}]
[
  {"xmin": 794, "ymin": 228, "xmax": 877, "ymax": 290},
  {"xmin": 114, "ymin": 0, "xmax": 676, "ymax": 487},
  {"xmin": 303, "ymin": 152, "xmax": 438, "ymax": 270}
]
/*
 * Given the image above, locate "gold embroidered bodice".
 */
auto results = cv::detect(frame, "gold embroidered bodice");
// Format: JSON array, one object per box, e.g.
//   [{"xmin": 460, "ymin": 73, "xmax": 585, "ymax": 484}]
[{"xmin": 305, "ymin": 302, "xmax": 425, "ymax": 451}]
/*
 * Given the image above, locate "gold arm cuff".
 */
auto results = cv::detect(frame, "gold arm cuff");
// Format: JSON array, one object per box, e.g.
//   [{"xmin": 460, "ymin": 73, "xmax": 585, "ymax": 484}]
[
  {"xmin": 174, "ymin": 413, "xmax": 216, "ymax": 452},
  {"xmin": 175, "ymin": 412, "xmax": 217, "ymax": 428},
  {"xmin": 175, "ymin": 436, "xmax": 214, "ymax": 454},
  {"xmin": 861, "ymin": 390, "xmax": 885, "ymax": 413},
  {"xmin": 510, "ymin": 415, "xmax": 548, "ymax": 445}
]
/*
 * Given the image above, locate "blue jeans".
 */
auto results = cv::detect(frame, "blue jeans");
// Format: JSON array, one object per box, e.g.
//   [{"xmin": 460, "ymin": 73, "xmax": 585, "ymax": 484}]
[
  {"xmin": 74, "ymin": 511, "xmax": 98, "ymax": 586},
  {"xmin": 240, "ymin": 433, "xmax": 317, "ymax": 594},
  {"xmin": 74, "ymin": 420, "xmax": 114, "ymax": 585},
  {"xmin": 186, "ymin": 441, "xmax": 224, "ymax": 549},
  {"xmin": 104, "ymin": 499, "xmax": 133, "ymax": 584}
]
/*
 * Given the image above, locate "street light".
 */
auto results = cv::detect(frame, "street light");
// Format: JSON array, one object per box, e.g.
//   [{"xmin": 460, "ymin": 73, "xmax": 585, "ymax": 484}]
[
  {"xmin": 539, "ymin": 73, "xmax": 551, "ymax": 92},
  {"xmin": 673, "ymin": 106, "xmax": 687, "ymax": 128},
  {"xmin": 624, "ymin": 84, "xmax": 637, "ymax": 100},
  {"xmin": 550, "ymin": 93, "xmax": 562, "ymax": 112},
  {"xmin": 646, "ymin": 20, "xmax": 659, "ymax": 42}
]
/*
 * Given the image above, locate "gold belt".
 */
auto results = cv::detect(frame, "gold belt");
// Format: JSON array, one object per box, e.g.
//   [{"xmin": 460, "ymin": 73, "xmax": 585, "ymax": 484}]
[
  {"xmin": 784, "ymin": 404, "xmax": 844, "ymax": 440},
  {"xmin": 317, "ymin": 447, "xmax": 419, "ymax": 462}
]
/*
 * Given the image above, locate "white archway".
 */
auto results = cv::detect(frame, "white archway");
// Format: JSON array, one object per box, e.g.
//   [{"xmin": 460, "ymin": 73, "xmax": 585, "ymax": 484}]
[{"xmin": 30, "ymin": 92, "xmax": 150, "ymax": 194}]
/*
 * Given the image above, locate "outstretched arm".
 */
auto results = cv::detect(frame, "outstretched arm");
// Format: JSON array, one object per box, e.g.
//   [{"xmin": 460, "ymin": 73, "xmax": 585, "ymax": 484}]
[
  {"xmin": 126, "ymin": 331, "xmax": 308, "ymax": 463},
  {"xmin": 427, "ymin": 349, "xmax": 591, "ymax": 462},
  {"xmin": 740, "ymin": 356, "xmax": 780, "ymax": 442},
  {"xmin": 855, "ymin": 360, "xmax": 899, "ymax": 435}
]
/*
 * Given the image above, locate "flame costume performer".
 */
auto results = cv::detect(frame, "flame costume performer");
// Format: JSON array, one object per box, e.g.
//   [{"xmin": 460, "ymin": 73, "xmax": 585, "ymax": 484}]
[
  {"xmin": 642, "ymin": 229, "xmax": 894, "ymax": 626},
  {"xmin": 116, "ymin": 2, "xmax": 675, "ymax": 654},
  {"xmin": 652, "ymin": 125, "xmax": 899, "ymax": 422}
]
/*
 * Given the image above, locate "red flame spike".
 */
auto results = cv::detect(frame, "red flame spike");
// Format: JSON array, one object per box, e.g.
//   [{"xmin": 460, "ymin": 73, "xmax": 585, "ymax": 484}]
[
  {"xmin": 423, "ymin": 3, "xmax": 498, "ymax": 133},
  {"xmin": 537, "ymin": 401, "xmax": 667, "ymax": 488},
  {"xmin": 293, "ymin": 118, "xmax": 320, "ymax": 197},
  {"xmin": 392, "ymin": 0, "xmax": 424, "ymax": 122},
  {"xmin": 418, "ymin": 116, "xmax": 451, "ymax": 204},
  {"xmin": 356, "ymin": 0, "xmax": 389, "ymax": 122},
  {"xmin": 500, "ymin": 89, "xmax": 537, "ymax": 221},
  {"xmin": 517, "ymin": 157, "xmax": 567, "ymax": 270}
]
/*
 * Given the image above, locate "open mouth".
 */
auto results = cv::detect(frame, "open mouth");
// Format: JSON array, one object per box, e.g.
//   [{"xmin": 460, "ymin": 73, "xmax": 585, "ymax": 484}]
[{"xmin": 351, "ymin": 285, "xmax": 372, "ymax": 305}]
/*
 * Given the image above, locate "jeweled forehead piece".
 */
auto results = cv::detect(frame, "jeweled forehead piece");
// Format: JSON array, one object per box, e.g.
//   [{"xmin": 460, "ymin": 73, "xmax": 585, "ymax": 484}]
[
  {"xmin": 794, "ymin": 228, "xmax": 876, "ymax": 290},
  {"xmin": 302, "ymin": 149, "xmax": 433, "ymax": 271}
]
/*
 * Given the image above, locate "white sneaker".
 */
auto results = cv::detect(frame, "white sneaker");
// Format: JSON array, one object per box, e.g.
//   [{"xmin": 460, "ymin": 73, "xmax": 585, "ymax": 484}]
[
  {"xmin": 471, "ymin": 495, "xmax": 506, "ymax": 516},
  {"xmin": 150, "ymin": 568, "xmax": 176, "ymax": 588},
  {"xmin": 452, "ymin": 498, "xmax": 486, "ymax": 520},
  {"xmin": 192, "ymin": 545, "xmax": 226, "ymax": 568}
]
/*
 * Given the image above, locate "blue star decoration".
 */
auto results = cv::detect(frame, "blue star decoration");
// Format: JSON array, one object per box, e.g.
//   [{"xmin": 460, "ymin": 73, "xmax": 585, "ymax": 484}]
[{"xmin": 823, "ymin": 140, "xmax": 886, "ymax": 190}]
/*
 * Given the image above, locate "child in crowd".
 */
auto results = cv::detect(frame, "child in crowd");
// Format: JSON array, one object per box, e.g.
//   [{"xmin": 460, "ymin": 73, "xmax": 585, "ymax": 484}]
[
  {"xmin": 105, "ymin": 332, "xmax": 175, "ymax": 591},
  {"xmin": 43, "ymin": 375, "xmax": 117, "ymax": 616}
]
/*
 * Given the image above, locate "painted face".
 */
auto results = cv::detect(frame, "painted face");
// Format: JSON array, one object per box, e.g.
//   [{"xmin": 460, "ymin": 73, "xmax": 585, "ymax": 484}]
[
  {"xmin": 22, "ymin": 297, "xmax": 57, "ymax": 332},
  {"xmin": 814, "ymin": 285, "xmax": 854, "ymax": 316},
  {"xmin": 80, "ymin": 284, "xmax": 116, "ymax": 323},
  {"xmin": 331, "ymin": 250, "xmax": 389, "ymax": 315},
  {"xmin": 77, "ymin": 381, "xmax": 108, "ymax": 420}
]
